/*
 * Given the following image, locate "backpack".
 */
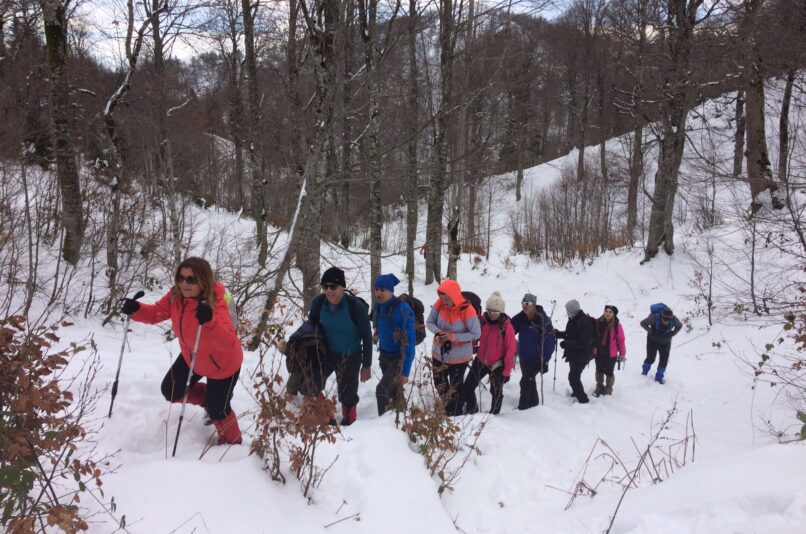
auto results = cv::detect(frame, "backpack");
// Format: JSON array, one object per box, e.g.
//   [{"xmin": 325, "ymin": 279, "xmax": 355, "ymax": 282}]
[
  {"xmin": 461, "ymin": 291, "xmax": 482, "ymax": 354},
  {"xmin": 373, "ymin": 294, "xmax": 427, "ymax": 346},
  {"xmin": 223, "ymin": 291, "xmax": 238, "ymax": 330},
  {"xmin": 285, "ymin": 321, "xmax": 327, "ymax": 373},
  {"xmin": 650, "ymin": 302, "xmax": 674, "ymax": 334}
]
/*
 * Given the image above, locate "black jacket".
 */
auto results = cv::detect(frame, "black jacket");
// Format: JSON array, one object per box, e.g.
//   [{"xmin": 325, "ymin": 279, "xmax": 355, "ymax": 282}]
[{"xmin": 557, "ymin": 311, "xmax": 595, "ymax": 363}]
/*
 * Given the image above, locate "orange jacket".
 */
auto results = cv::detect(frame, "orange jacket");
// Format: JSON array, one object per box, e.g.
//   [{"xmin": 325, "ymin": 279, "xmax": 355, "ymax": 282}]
[{"xmin": 131, "ymin": 281, "xmax": 243, "ymax": 379}]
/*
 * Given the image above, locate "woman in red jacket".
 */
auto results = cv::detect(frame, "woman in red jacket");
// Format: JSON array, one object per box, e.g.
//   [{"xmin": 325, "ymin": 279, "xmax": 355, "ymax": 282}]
[{"xmin": 121, "ymin": 257, "xmax": 243, "ymax": 445}]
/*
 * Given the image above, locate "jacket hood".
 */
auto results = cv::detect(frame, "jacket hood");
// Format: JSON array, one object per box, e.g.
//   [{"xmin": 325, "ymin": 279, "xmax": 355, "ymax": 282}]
[{"xmin": 435, "ymin": 279, "xmax": 465, "ymax": 308}]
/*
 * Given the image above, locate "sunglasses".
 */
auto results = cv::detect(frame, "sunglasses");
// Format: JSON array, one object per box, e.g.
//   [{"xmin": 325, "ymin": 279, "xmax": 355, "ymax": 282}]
[
  {"xmin": 321, "ymin": 283, "xmax": 340, "ymax": 291},
  {"xmin": 175, "ymin": 274, "xmax": 198, "ymax": 285},
  {"xmin": 522, "ymin": 301, "xmax": 534, "ymax": 306}
]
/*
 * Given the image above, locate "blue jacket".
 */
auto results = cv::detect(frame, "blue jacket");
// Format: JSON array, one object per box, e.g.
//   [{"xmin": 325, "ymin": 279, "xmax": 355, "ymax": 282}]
[
  {"xmin": 310, "ymin": 294, "xmax": 373, "ymax": 367},
  {"xmin": 374, "ymin": 296, "xmax": 416, "ymax": 377},
  {"xmin": 511, "ymin": 307, "xmax": 556, "ymax": 364}
]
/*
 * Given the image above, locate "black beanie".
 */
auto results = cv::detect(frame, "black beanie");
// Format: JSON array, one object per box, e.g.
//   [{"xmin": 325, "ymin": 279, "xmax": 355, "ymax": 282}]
[
  {"xmin": 661, "ymin": 308, "xmax": 674, "ymax": 320},
  {"xmin": 605, "ymin": 304, "xmax": 619, "ymax": 316},
  {"xmin": 321, "ymin": 267, "xmax": 346, "ymax": 287}
]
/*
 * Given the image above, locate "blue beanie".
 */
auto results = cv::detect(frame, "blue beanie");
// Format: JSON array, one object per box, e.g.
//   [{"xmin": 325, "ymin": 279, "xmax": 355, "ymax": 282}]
[{"xmin": 374, "ymin": 273, "xmax": 400, "ymax": 293}]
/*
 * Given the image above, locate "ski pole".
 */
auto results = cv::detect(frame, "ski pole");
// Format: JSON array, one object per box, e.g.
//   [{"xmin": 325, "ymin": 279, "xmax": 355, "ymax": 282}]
[
  {"xmin": 172, "ymin": 311, "xmax": 205, "ymax": 458},
  {"xmin": 108, "ymin": 290, "xmax": 145, "ymax": 418}
]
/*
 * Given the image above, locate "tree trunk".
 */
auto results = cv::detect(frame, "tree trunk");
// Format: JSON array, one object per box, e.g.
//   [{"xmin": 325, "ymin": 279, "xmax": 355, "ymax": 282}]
[
  {"xmin": 225, "ymin": 22, "xmax": 245, "ymax": 210},
  {"xmin": 424, "ymin": 0, "xmax": 454, "ymax": 285},
  {"xmin": 242, "ymin": 0, "xmax": 268, "ymax": 265},
  {"xmin": 732, "ymin": 90, "xmax": 745, "ymax": 178},
  {"xmin": 445, "ymin": 204, "xmax": 460, "ymax": 280},
  {"xmin": 626, "ymin": 126, "xmax": 642, "ymax": 241},
  {"xmin": 41, "ymin": 0, "xmax": 84, "ymax": 265},
  {"xmin": 744, "ymin": 0, "xmax": 783, "ymax": 216},
  {"xmin": 405, "ymin": 0, "xmax": 419, "ymax": 295},
  {"xmin": 777, "ymin": 69, "xmax": 795, "ymax": 183}
]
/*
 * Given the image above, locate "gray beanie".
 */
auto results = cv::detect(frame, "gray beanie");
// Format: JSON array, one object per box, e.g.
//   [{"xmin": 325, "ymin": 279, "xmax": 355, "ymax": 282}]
[{"xmin": 565, "ymin": 299, "xmax": 581, "ymax": 317}]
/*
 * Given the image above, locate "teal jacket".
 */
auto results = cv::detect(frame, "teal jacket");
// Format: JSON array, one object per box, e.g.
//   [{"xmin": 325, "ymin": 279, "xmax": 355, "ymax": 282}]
[{"xmin": 310, "ymin": 293, "xmax": 372, "ymax": 368}]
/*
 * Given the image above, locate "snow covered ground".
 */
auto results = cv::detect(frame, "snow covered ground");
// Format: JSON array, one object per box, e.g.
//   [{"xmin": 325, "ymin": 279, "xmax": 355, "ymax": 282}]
[{"xmin": 28, "ymin": 76, "xmax": 806, "ymax": 533}]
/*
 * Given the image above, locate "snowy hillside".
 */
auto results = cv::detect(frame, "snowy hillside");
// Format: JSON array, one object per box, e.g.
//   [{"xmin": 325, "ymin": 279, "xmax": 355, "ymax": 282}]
[{"xmin": 36, "ymin": 76, "xmax": 806, "ymax": 533}]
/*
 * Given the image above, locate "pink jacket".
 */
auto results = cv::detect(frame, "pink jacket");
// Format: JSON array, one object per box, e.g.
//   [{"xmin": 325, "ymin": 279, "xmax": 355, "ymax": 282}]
[
  {"xmin": 600, "ymin": 322, "xmax": 627, "ymax": 359},
  {"xmin": 476, "ymin": 315, "xmax": 517, "ymax": 377}
]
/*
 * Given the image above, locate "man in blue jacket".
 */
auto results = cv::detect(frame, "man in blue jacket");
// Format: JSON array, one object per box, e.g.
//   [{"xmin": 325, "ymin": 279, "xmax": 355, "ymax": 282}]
[
  {"xmin": 511, "ymin": 293, "xmax": 555, "ymax": 409},
  {"xmin": 372, "ymin": 273, "xmax": 416, "ymax": 416},
  {"xmin": 309, "ymin": 267, "xmax": 373, "ymax": 426}
]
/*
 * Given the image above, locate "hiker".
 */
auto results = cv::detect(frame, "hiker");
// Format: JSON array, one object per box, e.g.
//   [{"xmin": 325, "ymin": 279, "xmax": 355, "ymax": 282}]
[
  {"xmin": 122, "ymin": 257, "xmax": 244, "ymax": 445},
  {"xmin": 510, "ymin": 293, "xmax": 555, "ymax": 409},
  {"xmin": 639, "ymin": 305, "xmax": 682, "ymax": 384},
  {"xmin": 373, "ymin": 273, "xmax": 416, "ymax": 416},
  {"xmin": 461, "ymin": 291, "xmax": 516, "ymax": 415},
  {"xmin": 279, "ymin": 320, "xmax": 326, "ymax": 397},
  {"xmin": 308, "ymin": 267, "xmax": 373, "ymax": 425},
  {"xmin": 593, "ymin": 305, "xmax": 627, "ymax": 396},
  {"xmin": 554, "ymin": 299, "xmax": 595, "ymax": 404},
  {"xmin": 426, "ymin": 279, "xmax": 481, "ymax": 416}
]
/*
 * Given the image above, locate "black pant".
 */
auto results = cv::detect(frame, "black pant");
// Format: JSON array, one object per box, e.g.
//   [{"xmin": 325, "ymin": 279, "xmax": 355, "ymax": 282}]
[
  {"xmin": 567, "ymin": 357, "xmax": 589, "ymax": 402},
  {"xmin": 595, "ymin": 354, "xmax": 617, "ymax": 377},
  {"xmin": 432, "ymin": 358, "xmax": 467, "ymax": 416},
  {"xmin": 518, "ymin": 361, "xmax": 541, "ymax": 410},
  {"xmin": 161, "ymin": 355, "xmax": 239, "ymax": 421},
  {"xmin": 645, "ymin": 339, "xmax": 671, "ymax": 369},
  {"xmin": 376, "ymin": 353, "xmax": 403, "ymax": 416},
  {"xmin": 463, "ymin": 359, "xmax": 505, "ymax": 415},
  {"xmin": 317, "ymin": 352, "xmax": 362, "ymax": 408}
]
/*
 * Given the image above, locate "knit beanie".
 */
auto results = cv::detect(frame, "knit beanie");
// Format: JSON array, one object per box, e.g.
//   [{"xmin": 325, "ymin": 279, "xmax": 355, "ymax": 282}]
[
  {"xmin": 604, "ymin": 304, "xmax": 619, "ymax": 316},
  {"xmin": 661, "ymin": 308, "xmax": 674, "ymax": 320},
  {"xmin": 374, "ymin": 273, "xmax": 400, "ymax": 293},
  {"xmin": 321, "ymin": 267, "xmax": 346, "ymax": 287},
  {"xmin": 565, "ymin": 299, "xmax": 581, "ymax": 317},
  {"xmin": 486, "ymin": 291, "xmax": 506, "ymax": 313},
  {"xmin": 522, "ymin": 293, "xmax": 537, "ymax": 305}
]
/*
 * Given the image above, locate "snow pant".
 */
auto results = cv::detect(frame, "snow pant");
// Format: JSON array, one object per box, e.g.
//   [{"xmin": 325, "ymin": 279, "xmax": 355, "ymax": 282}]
[
  {"xmin": 432, "ymin": 358, "xmax": 468, "ymax": 416},
  {"xmin": 286, "ymin": 354, "xmax": 322, "ymax": 397},
  {"xmin": 161, "ymin": 354, "xmax": 239, "ymax": 421},
  {"xmin": 518, "ymin": 361, "xmax": 541, "ymax": 410},
  {"xmin": 644, "ymin": 338, "xmax": 671, "ymax": 370},
  {"xmin": 318, "ymin": 351, "xmax": 362, "ymax": 409},
  {"xmin": 376, "ymin": 352, "xmax": 404, "ymax": 416},
  {"xmin": 462, "ymin": 358, "xmax": 505, "ymax": 415},
  {"xmin": 567, "ymin": 357, "xmax": 590, "ymax": 402}
]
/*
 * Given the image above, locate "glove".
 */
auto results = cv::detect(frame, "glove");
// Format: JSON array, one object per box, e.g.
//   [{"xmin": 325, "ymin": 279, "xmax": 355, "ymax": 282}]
[
  {"xmin": 541, "ymin": 362, "xmax": 550, "ymax": 374},
  {"xmin": 195, "ymin": 300, "xmax": 213, "ymax": 325},
  {"xmin": 559, "ymin": 340, "xmax": 566, "ymax": 349},
  {"xmin": 616, "ymin": 356, "xmax": 626, "ymax": 363},
  {"xmin": 502, "ymin": 375, "xmax": 510, "ymax": 384},
  {"xmin": 121, "ymin": 298, "xmax": 140, "ymax": 316},
  {"xmin": 554, "ymin": 329, "xmax": 565, "ymax": 339}
]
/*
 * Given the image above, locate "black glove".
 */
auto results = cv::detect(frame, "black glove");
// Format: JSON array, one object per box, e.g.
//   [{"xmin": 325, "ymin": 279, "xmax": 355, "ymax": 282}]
[
  {"xmin": 196, "ymin": 300, "xmax": 213, "ymax": 325},
  {"xmin": 502, "ymin": 375, "xmax": 510, "ymax": 384},
  {"xmin": 559, "ymin": 340, "xmax": 566, "ymax": 349},
  {"xmin": 554, "ymin": 329, "xmax": 565, "ymax": 339},
  {"xmin": 541, "ymin": 362, "xmax": 550, "ymax": 374},
  {"xmin": 121, "ymin": 298, "xmax": 140, "ymax": 316}
]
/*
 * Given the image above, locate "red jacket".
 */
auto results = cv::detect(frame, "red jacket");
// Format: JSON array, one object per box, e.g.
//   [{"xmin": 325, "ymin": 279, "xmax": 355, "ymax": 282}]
[{"xmin": 131, "ymin": 281, "xmax": 243, "ymax": 379}]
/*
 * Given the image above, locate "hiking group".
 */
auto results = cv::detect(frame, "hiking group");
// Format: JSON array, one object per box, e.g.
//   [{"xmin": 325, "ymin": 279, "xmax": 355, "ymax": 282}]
[{"xmin": 118, "ymin": 258, "xmax": 683, "ymax": 447}]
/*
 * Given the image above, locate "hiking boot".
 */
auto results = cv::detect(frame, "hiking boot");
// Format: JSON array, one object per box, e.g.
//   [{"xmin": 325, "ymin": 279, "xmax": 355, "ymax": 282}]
[
  {"xmin": 212, "ymin": 411, "xmax": 242, "ymax": 445},
  {"xmin": 605, "ymin": 374, "xmax": 615, "ymax": 395},
  {"xmin": 655, "ymin": 367, "xmax": 666, "ymax": 385},
  {"xmin": 641, "ymin": 362, "xmax": 651, "ymax": 376},
  {"xmin": 340, "ymin": 404, "xmax": 357, "ymax": 426}
]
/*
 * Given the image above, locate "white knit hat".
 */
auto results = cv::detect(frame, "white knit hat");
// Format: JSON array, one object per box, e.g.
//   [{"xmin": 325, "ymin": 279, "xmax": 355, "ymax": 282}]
[{"xmin": 486, "ymin": 291, "xmax": 506, "ymax": 313}]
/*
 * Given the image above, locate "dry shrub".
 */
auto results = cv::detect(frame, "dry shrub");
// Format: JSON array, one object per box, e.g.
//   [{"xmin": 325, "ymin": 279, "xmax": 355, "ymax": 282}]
[{"xmin": 0, "ymin": 316, "xmax": 119, "ymax": 533}]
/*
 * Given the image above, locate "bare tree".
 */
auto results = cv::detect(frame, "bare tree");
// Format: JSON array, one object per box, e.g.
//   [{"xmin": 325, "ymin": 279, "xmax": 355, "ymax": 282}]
[{"xmin": 41, "ymin": 0, "xmax": 84, "ymax": 265}]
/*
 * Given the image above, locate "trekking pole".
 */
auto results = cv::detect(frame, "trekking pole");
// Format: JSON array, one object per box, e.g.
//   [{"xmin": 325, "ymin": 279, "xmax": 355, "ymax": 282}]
[
  {"xmin": 172, "ymin": 311, "xmax": 205, "ymax": 458},
  {"xmin": 539, "ymin": 333, "xmax": 545, "ymax": 405},
  {"xmin": 108, "ymin": 290, "xmax": 145, "ymax": 418},
  {"xmin": 547, "ymin": 301, "xmax": 557, "ymax": 393}
]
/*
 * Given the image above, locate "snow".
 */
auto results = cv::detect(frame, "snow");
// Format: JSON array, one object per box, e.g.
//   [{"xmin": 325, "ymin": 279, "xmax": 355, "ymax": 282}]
[{"xmin": 12, "ymin": 76, "xmax": 806, "ymax": 533}]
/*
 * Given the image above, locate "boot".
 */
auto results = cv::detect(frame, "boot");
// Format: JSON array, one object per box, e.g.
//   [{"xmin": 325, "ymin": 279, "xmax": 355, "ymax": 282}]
[
  {"xmin": 593, "ymin": 372, "xmax": 605, "ymax": 397},
  {"xmin": 605, "ymin": 374, "xmax": 614, "ymax": 395},
  {"xmin": 655, "ymin": 367, "xmax": 666, "ymax": 385},
  {"xmin": 641, "ymin": 362, "xmax": 651, "ymax": 376},
  {"xmin": 340, "ymin": 404, "xmax": 357, "ymax": 426},
  {"xmin": 212, "ymin": 411, "xmax": 242, "ymax": 445}
]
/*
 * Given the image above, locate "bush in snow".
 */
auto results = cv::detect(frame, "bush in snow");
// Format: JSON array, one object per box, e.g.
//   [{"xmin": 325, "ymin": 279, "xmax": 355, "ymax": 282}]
[{"xmin": 0, "ymin": 317, "xmax": 118, "ymax": 533}]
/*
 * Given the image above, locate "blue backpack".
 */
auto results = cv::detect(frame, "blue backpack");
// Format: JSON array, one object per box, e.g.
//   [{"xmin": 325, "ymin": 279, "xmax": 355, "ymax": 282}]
[{"xmin": 650, "ymin": 303, "xmax": 674, "ymax": 334}]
